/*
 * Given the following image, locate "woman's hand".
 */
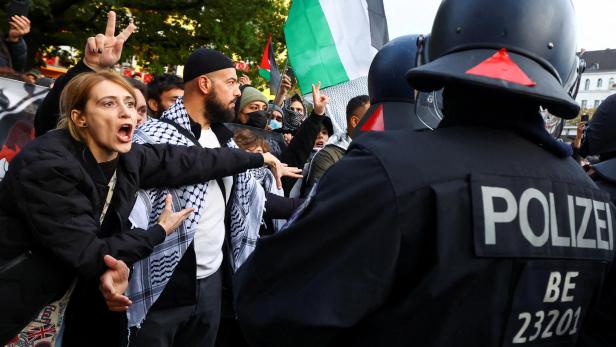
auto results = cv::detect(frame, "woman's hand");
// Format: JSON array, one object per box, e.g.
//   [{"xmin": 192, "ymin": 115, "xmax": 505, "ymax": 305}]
[
  {"xmin": 83, "ymin": 11, "xmax": 136, "ymax": 71},
  {"xmin": 99, "ymin": 255, "xmax": 131, "ymax": 312},
  {"xmin": 157, "ymin": 194, "xmax": 194, "ymax": 235}
]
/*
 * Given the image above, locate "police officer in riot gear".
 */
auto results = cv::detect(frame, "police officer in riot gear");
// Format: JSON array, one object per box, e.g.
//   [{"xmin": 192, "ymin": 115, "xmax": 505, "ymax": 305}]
[{"xmin": 234, "ymin": 0, "xmax": 614, "ymax": 346}]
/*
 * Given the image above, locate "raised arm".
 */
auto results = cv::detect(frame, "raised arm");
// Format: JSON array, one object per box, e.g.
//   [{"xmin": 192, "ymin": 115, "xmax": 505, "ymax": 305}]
[
  {"xmin": 134, "ymin": 143, "xmax": 267, "ymax": 189},
  {"xmin": 34, "ymin": 11, "xmax": 135, "ymax": 136}
]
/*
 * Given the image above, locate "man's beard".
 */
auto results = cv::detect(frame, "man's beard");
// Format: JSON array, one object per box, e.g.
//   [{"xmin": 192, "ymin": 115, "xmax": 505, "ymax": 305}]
[{"xmin": 205, "ymin": 88, "xmax": 235, "ymax": 123}]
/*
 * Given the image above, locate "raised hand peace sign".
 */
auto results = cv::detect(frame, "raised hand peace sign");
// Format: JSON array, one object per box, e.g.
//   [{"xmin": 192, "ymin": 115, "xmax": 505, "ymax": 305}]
[
  {"xmin": 84, "ymin": 11, "xmax": 136, "ymax": 70},
  {"xmin": 312, "ymin": 81, "xmax": 329, "ymax": 116}
]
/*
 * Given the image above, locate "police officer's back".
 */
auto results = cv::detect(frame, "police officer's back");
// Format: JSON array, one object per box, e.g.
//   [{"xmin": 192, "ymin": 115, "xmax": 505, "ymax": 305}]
[{"xmin": 233, "ymin": 1, "xmax": 615, "ymax": 346}]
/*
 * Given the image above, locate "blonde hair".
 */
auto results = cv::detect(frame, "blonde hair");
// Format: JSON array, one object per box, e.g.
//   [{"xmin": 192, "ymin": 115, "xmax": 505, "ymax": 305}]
[{"xmin": 57, "ymin": 70, "xmax": 136, "ymax": 141}]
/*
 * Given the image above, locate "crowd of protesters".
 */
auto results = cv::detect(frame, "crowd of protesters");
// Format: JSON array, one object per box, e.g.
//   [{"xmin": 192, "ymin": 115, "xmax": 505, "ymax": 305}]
[
  {"xmin": 3, "ymin": 1, "xmax": 616, "ymax": 346},
  {"xmin": 0, "ymin": 9, "xmax": 360, "ymax": 347}
]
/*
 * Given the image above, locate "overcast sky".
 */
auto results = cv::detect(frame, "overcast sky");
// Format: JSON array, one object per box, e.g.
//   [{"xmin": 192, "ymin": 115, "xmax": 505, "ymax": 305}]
[{"xmin": 384, "ymin": 0, "xmax": 616, "ymax": 51}]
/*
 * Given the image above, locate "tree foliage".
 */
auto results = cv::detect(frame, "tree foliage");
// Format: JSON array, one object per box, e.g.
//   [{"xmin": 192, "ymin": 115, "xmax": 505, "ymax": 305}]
[{"xmin": 6, "ymin": 0, "xmax": 289, "ymax": 78}]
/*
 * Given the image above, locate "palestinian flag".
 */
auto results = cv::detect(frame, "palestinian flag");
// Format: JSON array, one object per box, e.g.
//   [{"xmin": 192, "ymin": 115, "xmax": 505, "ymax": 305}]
[
  {"xmin": 259, "ymin": 33, "xmax": 281, "ymax": 93},
  {"xmin": 284, "ymin": 0, "xmax": 389, "ymax": 94}
]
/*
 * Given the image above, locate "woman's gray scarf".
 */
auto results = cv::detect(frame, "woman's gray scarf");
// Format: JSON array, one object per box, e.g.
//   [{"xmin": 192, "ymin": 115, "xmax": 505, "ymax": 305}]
[{"xmin": 125, "ymin": 98, "xmax": 265, "ymax": 329}]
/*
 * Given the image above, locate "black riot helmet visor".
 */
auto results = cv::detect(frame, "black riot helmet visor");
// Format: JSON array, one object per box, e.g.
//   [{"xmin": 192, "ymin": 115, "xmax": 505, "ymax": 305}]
[{"xmin": 407, "ymin": 0, "xmax": 581, "ymax": 119}]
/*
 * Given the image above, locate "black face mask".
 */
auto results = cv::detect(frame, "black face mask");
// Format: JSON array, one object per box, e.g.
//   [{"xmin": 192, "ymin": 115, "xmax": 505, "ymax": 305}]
[
  {"xmin": 282, "ymin": 108, "xmax": 303, "ymax": 129},
  {"xmin": 245, "ymin": 110, "xmax": 269, "ymax": 129}
]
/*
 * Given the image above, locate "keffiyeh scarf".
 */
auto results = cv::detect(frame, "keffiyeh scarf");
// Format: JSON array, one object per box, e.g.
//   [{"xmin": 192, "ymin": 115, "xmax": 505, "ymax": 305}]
[
  {"xmin": 325, "ymin": 132, "xmax": 352, "ymax": 151},
  {"xmin": 126, "ymin": 98, "xmax": 265, "ymax": 329}
]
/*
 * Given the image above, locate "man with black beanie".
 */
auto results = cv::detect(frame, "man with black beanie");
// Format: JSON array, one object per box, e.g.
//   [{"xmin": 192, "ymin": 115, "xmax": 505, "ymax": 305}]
[
  {"xmin": 126, "ymin": 48, "xmax": 268, "ymax": 347},
  {"xmin": 127, "ymin": 47, "xmax": 300, "ymax": 347}
]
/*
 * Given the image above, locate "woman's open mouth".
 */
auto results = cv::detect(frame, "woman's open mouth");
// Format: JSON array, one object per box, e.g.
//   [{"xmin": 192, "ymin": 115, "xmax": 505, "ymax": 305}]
[{"xmin": 117, "ymin": 123, "xmax": 134, "ymax": 143}]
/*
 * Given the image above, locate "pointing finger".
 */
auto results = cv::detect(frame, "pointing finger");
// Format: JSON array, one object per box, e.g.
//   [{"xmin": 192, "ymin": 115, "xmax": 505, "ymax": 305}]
[{"xmin": 105, "ymin": 11, "xmax": 117, "ymax": 37}]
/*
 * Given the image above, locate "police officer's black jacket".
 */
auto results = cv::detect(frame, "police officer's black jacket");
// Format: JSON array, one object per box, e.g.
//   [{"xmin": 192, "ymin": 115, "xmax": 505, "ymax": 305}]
[
  {"xmin": 0, "ymin": 129, "xmax": 264, "ymax": 346},
  {"xmin": 234, "ymin": 115, "xmax": 615, "ymax": 346}
]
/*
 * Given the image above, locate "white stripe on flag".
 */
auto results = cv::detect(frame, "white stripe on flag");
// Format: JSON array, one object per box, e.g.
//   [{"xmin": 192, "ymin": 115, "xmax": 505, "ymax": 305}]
[{"xmin": 320, "ymin": 0, "xmax": 378, "ymax": 80}]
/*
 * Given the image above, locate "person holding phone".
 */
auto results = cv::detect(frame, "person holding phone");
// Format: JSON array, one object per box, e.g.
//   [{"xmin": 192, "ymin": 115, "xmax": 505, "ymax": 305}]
[
  {"xmin": 572, "ymin": 113, "xmax": 589, "ymax": 162},
  {"xmin": 1, "ymin": 0, "xmax": 30, "ymax": 72}
]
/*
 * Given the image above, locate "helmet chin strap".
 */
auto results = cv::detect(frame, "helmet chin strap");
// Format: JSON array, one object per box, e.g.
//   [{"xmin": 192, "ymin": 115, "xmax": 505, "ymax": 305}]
[
  {"xmin": 413, "ymin": 35, "xmax": 444, "ymax": 131},
  {"xmin": 567, "ymin": 57, "xmax": 586, "ymax": 100}
]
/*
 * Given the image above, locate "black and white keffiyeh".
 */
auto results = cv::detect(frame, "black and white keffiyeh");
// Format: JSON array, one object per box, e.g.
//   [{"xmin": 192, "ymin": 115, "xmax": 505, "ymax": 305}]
[
  {"xmin": 250, "ymin": 166, "xmax": 287, "ymax": 232},
  {"xmin": 126, "ymin": 98, "xmax": 265, "ymax": 328}
]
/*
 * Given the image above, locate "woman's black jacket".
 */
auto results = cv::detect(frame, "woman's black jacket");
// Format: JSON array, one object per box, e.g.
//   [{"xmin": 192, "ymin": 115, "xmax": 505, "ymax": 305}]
[{"xmin": 0, "ymin": 129, "xmax": 263, "ymax": 346}]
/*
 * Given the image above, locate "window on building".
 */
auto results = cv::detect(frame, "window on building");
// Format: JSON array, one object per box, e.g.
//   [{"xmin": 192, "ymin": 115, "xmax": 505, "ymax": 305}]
[
  {"xmin": 584, "ymin": 79, "xmax": 590, "ymax": 91},
  {"xmin": 581, "ymin": 100, "xmax": 587, "ymax": 109},
  {"xmin": 598, "ymin": 78, "xmax": 603, "ymax": 88},
  {"xmin": 595, "ymin": 100, "xmax": 601, "ymax": 108}
]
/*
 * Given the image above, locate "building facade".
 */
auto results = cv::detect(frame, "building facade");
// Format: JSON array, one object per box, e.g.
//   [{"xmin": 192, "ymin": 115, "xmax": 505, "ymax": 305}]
[{"xmin": 576, "ymin": 49, "xmax": 616, "ymax": 112}]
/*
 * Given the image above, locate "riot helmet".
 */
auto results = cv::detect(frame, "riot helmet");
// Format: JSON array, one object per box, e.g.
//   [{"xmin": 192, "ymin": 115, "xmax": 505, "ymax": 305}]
[
  {"xmin": 407, "ymin": 0, "xmax": 582, "ymax": 119},
  {"xmin": 368, "ymin": 34, "xmax": 425, "ymax": 104},
  {"xmin": 355, "ymin": 34, "xmax": 441, "ymax": 137}
]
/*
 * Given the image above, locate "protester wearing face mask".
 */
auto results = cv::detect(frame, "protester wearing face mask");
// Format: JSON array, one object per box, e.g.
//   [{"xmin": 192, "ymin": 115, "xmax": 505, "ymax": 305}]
[
  {"xmin": 267, "ymin": 103, "xmax": 284, "ymax": 130},
  {"xmin": 235, "ymin": 87, "xmax": 269, "ymax": 125}
]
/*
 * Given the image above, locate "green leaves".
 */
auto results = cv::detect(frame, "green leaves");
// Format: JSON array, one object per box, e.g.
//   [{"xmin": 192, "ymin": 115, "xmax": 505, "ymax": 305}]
[{"xmin": 26, "ymin": 0, "xmax": 288, "ymax": 79}]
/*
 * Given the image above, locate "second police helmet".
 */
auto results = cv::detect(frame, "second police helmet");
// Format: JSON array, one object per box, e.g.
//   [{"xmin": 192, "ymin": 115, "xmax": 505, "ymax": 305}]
[
  {"xmin": 355, "ymin": 34, "xmax": 443, "ymax": 137},
  {"xmin": 407, "ymin": 0, "xmax": 583, "ymax": 119}
]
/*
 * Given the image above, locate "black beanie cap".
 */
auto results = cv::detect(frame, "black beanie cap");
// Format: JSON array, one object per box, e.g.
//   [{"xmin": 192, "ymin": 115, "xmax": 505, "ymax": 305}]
[{"xmin": 183, "ymin": 48, "xmax": 235, "ymax": 83}]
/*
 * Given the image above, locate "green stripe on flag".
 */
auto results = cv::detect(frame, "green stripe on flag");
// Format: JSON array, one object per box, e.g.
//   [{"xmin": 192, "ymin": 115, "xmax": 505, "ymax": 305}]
[
  {"xmin": 259, "ymin": 68, "xmax": 271, "ymax": 82},
  {"xmin": 285, "ymin": 0, "xmax": 349, "ymax": 94}
]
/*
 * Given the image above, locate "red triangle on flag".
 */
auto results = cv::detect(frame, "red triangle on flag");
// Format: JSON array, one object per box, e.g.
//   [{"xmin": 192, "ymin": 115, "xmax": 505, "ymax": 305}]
[
  {"xmin": 466, "ymin": 48, "xmax": 536, "ymax": 87},
  {"xmin": 259, "ymin": 33, "xmax": 272, "ymax": 71},
  {"xmin": 361, "ymin": 104, "xmax": 385, "ymax": 131}
]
